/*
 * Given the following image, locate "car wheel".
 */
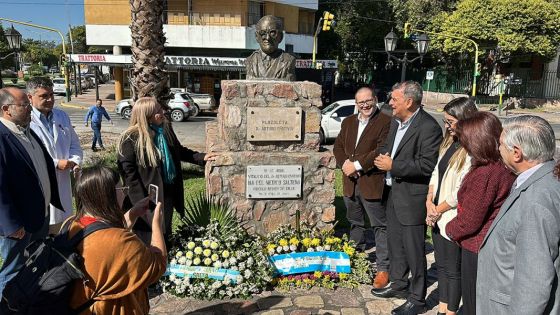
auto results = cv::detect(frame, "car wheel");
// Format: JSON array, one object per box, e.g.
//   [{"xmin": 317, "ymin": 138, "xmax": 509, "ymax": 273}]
[
  {"xmin": 121, "ymin": 107, "xmax": 132, "ymax": 119},
  {"xmin": 319, "ymin": 128, "xmax": 326, "ymax": 144},
  {"xmin": 190, "ymin": 104, "xmax": 200, "ymax": 117},
  {"xmin": 170, "ymin": 109, "xmax": 185, "ymax": 122}
]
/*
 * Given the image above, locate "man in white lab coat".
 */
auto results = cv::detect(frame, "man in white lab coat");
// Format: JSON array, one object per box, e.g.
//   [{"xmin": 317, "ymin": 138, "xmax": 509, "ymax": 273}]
[{"xmin": 27, "ymin": 77, "xmax": 82, "ymax": 234}]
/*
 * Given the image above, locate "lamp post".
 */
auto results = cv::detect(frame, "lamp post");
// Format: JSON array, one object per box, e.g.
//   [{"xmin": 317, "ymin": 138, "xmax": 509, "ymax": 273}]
[
  {"xmin": 384, "ymin": 29, "xmax": 429, "ymax": 82},
  {"xmin": 0, "ymin": 24, "xmax": 22, "ymax": 88}
]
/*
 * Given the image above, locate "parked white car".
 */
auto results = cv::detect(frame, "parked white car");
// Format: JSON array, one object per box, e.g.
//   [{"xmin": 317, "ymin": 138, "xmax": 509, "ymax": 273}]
[
  {"xmin": 319, "ymin": 100, "xmax": 357, "ymax": 144},
  {"xmin": 115, "ymin": 93, "xmax": 195, "ymax": 122},
  {"xmin": 52, "ymin": 78, "xmax": 69, "ymax": 95}
]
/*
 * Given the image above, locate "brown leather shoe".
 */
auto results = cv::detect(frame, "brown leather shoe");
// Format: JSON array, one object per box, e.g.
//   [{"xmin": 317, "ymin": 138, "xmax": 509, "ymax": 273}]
[{"xmin": 373, "ymin": 271, "xmax": 389, "ymax": 289}]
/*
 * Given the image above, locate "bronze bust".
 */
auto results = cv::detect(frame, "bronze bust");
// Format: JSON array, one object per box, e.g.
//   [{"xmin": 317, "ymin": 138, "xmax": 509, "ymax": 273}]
[{"xmin": 246, "ymin": 15, "xmax": 296, "ymax": 81}]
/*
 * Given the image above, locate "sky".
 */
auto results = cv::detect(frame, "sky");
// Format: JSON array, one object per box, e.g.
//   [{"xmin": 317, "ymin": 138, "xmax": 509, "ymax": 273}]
[{"xmin": 0, "ymin": 0, "xmax": 85, "ymax": 43}]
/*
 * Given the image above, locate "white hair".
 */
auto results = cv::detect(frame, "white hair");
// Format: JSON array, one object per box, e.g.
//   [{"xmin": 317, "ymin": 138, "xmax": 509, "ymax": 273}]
[{"xmin": 502, "ymin": 115, "xmax": 556, "ymax": 163}]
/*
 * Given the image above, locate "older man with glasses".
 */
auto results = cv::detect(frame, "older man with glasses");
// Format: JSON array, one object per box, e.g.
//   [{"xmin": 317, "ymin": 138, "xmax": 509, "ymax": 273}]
[
  {"xmin": 0, "ymin": 87, "xmax": 63, "ymax": 298},
  {"xmin": 333, "ymin": 87, "xmax": 392, "ymax": 289}
]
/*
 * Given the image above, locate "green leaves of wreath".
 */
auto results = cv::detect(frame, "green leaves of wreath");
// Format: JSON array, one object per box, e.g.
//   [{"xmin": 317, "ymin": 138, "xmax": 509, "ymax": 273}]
[{"xmin": 182, "ymin": 192, "xmax": 239, "ymax": 236}]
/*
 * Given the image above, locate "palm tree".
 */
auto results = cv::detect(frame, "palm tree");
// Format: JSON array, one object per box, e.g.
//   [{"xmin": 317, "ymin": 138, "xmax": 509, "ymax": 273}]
[{"xmin": 129, "ymin": 0, "xmax": 169, "ymax": 104}]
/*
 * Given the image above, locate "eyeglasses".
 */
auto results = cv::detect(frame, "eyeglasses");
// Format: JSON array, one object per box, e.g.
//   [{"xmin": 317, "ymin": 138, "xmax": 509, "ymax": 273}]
[
  {"xmin": 6, "ymin": 102, "xmax": 32, "ymax": 109},
  {"xmin": 442, "ymin": 119, "xmax": 457, "ymax": 126},
  {"xmin": 356, "ymin": 99, "xmax": 375, "ymax": 107},
  {"xmin": 257, "ymin": 30, "xmax": 279, "ymax": 38}
]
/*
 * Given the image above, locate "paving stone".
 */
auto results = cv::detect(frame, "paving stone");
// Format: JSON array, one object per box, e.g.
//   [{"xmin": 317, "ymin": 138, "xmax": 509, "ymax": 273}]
[
  {"xmin": 290, "ymin": 310, "xmax": 313, "ymax": 315},
  {"xmin": 318, "ymin": 310, "xmax": 341, "ymax": 315},
  {"xmin": 340, "ymin": 308, "xmax": 365, "ymax": 315},
  {"xmin": 257, "ymin": 296, "xmax": 293, "ymax": 310},
  {"xmin": 260, "ymin": 310, "xmax": 285, "ymax": 315},
  {"xmin": 356, "ymin": 284, "xmax": 375, "ymax": 300},
  {"xmin": 325, "ymin": 289, "xmax": 361, "ymax": 307},
  {"xmin": 365, "ymin": 300, "xmax": 396, "ymax": 315},
  {"xmin": 293, "ymin": 295, "xmax": 325, "ymax": 308}
]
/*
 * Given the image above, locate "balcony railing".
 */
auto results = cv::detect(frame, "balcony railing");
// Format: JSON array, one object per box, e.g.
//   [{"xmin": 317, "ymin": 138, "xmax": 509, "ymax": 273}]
[{"xmin": 167, "ymin": 11, "xmax": 243, "ymax": 26}]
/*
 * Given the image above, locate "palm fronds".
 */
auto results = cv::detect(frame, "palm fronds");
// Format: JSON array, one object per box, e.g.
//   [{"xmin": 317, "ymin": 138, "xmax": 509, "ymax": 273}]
[{"xmin": 182, "ymin": 192, "xmax": 238, "ymax": 236}]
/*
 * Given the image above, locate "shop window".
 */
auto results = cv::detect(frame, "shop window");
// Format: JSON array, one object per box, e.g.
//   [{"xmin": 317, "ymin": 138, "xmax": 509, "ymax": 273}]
[{"xmin": 248, "ymin": 1, "xmax": 265, "ymax": 26}]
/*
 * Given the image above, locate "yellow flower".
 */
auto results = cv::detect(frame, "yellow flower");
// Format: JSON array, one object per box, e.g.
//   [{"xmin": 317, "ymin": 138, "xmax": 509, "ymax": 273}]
[
  {"xmin": 267, "ymin": 244, "xmax": 276, "ymax": 252},
  {"xmin": 279, "ymin": 239, "xmax": 288, "ymax": 247},
  {"xmin": 311, "ymin": 238, "xmax": 321, "ymax": 247},
  {"xmin": 325, "ymin": 237, "xmax": 335, "ymax": 245},
  {"xmin": 343, "ymin": 243, "xmax": 355, "ymax": 256},
  {"xmin": 302, "ymin": 238, "xmax": 312, "ymax": 247},
  {"xmin": 339, "ymin": 273, "xmax": 348, "ymax": 280},
  {"xmin": 313, "ymin": 271, "xmax": 322, "ymax": 279},
  {"xmin": 289, "ymin": 237, "xmax": 300, "ymax": 246},
  {"xmin": 333, "ymin": 237, "xmax": 342, "ymax": 244}
]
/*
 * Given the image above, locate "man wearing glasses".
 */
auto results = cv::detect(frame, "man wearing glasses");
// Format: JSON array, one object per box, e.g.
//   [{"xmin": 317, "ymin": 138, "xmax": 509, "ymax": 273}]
[
  {"xmin": 0, "ymin": 87, "xmax": 63, "ymax": 297},
  {"xmin": 246, "ymin": 15, "xmax": 296, "ymax": 81},
  {"xmin": 333, "ymin": 87, "xmax": 392, "ymax": 290},
  {"xmin": 27, "ymin": 77, "xmax": 82, "ymax": 235}
]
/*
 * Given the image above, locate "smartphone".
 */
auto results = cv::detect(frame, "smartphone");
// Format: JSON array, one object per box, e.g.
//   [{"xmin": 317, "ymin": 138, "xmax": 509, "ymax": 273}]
[{"xmin": 148, "ymin": 184, "xmax": 158, "ymax": 212}]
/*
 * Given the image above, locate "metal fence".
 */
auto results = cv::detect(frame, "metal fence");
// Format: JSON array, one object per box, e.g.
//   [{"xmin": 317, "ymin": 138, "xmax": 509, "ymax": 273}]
[{"xmin": 421, "ymin": 70, "xmax": 560, "ymax": 101}]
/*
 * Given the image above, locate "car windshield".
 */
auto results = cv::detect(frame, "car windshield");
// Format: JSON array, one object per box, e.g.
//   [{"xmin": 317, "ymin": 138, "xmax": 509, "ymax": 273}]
[
  {"xmin": 321, "ymin": 102, "xmax": 339, "ymax": 114},
  {"xmin": 53, "ymin": 79, "xmax": 65, "ymax": 84}
]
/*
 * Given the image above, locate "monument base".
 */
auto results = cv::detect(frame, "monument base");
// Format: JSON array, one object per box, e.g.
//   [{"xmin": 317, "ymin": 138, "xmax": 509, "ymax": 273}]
[{"xmin": 205, "ymin": 80, "xmax": 336, "ymax": 235}]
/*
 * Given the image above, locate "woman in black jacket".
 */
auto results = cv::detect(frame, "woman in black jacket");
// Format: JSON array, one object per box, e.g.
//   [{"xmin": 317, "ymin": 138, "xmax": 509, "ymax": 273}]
[{"xmin": 117, "ymin": 97, "xmax": 217, "ymax": 243}]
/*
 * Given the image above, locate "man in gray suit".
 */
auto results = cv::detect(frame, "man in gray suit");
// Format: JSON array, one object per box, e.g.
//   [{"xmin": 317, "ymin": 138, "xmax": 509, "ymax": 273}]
[{"xmin": 477, "ymin": 115, "xmax": 560, "ymax": 314}]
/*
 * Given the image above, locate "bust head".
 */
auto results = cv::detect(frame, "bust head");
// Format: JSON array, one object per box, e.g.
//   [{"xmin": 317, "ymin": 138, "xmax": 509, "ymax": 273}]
[{"xmin": 255, "ymin": 15, "xmax": 284, "ymax": 55}]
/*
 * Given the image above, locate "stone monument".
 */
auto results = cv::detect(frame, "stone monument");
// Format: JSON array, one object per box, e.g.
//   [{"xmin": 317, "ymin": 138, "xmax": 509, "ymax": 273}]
[{"xmin": 205, "ymin": 16, "xmax": 335, "ymax": 235}]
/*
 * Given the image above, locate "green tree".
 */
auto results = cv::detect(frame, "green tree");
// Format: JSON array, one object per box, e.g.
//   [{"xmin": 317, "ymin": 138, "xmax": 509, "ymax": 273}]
[
  {"xmin": 20, "ymin": 39, "xmax": 58, "ymax": 67},
  {"xmin": 389, "ymin": 0, "xmax": 458, "ymax": 31},
  {"xmin": 68, "ymin": 25, "xmax": 87, "ymax": 53},
  {"xmin": 433, "ymin": 0, "xmax": 560, "ymax": 59},
  {"xmin": 0, "ymin": 23, "xmax": 17, "ymax": 71}
]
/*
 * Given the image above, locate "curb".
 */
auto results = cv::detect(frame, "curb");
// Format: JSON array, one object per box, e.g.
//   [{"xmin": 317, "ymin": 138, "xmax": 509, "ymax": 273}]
[{"xmin": 59, "ymin": 102, "xmax": 88, "ymax": 110}]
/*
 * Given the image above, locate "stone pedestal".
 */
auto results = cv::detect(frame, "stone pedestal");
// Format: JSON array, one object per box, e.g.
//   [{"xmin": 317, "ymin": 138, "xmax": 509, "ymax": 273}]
[{"xmin": 205, "ymin": 80, "xmax": 336, "ymax": 234}]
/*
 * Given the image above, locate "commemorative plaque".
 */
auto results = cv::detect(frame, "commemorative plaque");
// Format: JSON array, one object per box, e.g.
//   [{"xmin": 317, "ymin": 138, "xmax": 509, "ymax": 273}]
[
  {"xmin": 246, "ymin": 165, "xmax": 302, "ymax": 199},
  {"xmin": 246, "ymin": 107, "xmax": 302, "ymax": 141}
]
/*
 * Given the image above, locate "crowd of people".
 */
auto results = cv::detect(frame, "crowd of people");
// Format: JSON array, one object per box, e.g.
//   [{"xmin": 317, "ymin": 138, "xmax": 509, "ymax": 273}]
[
  {"xmin": 0, "ymin": 77, "xmax": 559, "ymax": 315},
  {"xmin": 0, "ymin": 77, "xmax": 214, "ymax": 314},
  {"xmin": 334, "ymin": 81, "xmax": 559, "ymax": 315}
]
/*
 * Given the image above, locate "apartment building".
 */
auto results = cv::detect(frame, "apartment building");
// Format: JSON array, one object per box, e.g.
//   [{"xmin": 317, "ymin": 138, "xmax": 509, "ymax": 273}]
[{"xmin": 83, "ymin": 0, "xmax": 321, "ymax": 99}]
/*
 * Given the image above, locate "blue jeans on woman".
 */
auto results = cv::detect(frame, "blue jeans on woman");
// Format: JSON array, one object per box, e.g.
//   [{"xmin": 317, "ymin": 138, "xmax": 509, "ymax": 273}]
[{"xmin": 91, "ymin": 123, "xmax": 103, "ymax": 149}]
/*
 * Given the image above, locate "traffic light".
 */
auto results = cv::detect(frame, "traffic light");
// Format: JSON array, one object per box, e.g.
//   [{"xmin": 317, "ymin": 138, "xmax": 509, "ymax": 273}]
[
  {"xmin": 475, "ymin": 63, "xmax": 481, "ymax": 76},
  {"xmin": 404, "ymin": 22, "xmax": 412, "ymax": 38},
  {"xmin": 322, "ymin": 11, "xmax": 335, "ymax": 31}
]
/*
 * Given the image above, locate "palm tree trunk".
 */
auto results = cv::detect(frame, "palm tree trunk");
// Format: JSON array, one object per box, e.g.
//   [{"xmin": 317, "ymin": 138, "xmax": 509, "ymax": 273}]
[{"xmin": 129, "ymin": 0, "xmax": 169, "ymax": 104}]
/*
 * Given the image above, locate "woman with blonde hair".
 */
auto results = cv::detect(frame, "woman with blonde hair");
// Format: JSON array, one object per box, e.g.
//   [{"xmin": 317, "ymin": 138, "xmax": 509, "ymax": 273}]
[
  {"xmin": 426, "ymin": 97, "xmax": 477, "ymax": 315},
  {"xmin": 118, "ymin": 97, "xmax": 217, "ymax": 243}
]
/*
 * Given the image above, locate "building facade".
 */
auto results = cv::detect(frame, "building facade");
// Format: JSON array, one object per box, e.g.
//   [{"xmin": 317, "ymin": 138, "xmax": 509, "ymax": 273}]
[{"xmin": 83, "ymin": 0, "xmax": 320, "ymax": 100}]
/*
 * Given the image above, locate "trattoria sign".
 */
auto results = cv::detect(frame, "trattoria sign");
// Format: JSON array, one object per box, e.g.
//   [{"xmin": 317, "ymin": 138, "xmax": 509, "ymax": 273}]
[{"xmin": 69, "ymin": 54, "xmax": 338, "ymax": 69}]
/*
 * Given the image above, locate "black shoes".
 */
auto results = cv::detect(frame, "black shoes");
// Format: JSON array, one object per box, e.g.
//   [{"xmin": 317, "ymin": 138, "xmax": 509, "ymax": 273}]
[
  {"xmin": 371, "ymin": 287, "xmax": 408, "ymax": 299},
  {"xmin": 391, "ymin": 301, "xmax": 427, "ymax": 315},
  {"xmin": 91, "ymin": 147, "xmax": 97, "ymax": 152}
]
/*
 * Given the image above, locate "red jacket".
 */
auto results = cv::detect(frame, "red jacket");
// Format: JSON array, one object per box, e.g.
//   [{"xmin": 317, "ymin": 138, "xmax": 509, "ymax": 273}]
[{"xmin": 446, "ymin": 161, "xmax": 516, "ymax": 253}]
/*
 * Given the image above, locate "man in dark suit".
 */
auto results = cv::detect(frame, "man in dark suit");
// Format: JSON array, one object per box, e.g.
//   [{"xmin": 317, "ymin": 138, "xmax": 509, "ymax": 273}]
[
  {"xmin": 372, "ymin": 81, "xmax": 442, "ymax": 315},
  {"xmin": 333, "ymin": 87, "xmax": 391, "ymax": 289},
  {"xmin": 0, "ymin": 87, "xmax": 63, "ymax": 297},
  {"xmin": 245, "ymin": 15, "xmax": 296, "ymax": 81}
]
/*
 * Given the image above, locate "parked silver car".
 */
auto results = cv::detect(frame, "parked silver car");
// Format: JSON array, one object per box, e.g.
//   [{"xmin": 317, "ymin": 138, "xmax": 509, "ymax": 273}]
[
  {"xmin": 115, "ymin": 93, "xmax": 195, "ymax": 122},
  {"xmin": 169, "ymin": 88, "xmax": 216, "ymax": 117}
]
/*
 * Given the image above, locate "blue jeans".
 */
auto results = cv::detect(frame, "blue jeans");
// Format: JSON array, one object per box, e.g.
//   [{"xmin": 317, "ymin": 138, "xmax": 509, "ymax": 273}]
[
  {"xmin": 91, "ymin": 123, "xmax": 103, "ymax": 149},
  {"xmin": 0, "ymin": 218, "xmax": 48, "ymax": 298}
]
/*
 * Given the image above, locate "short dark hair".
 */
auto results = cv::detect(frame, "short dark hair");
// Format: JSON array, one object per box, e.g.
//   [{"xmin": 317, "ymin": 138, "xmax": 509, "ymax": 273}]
[
  {"xmin": 74, "ymin": 164, "xmax": 126, "ymax": 228},
  {"xmin": 26, "ymin": 76, "xmax": 53, "ymax": 94},
  {"xmin": 456, "ymin": 111, "xmax": 502, "ymax": 166}
]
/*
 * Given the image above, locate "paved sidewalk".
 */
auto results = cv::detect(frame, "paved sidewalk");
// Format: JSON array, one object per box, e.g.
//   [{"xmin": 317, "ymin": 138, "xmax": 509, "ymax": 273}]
[
  {"xmin": 149, "ymin": 250, "xmax": 443, "ymax": 315},
  {"xmin": 60, "ymin": 83, "xmax": 117, "ymax": 111}
]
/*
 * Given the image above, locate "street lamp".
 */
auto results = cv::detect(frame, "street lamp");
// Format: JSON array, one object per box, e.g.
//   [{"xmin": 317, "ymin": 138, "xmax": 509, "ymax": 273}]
[
  {"xmin": 0, "ymin": 24, "xmax": 22, "ymax": 88},
  {"xmin": 384, "ymin": 29, "xmax": 429, "ymax": 82}
]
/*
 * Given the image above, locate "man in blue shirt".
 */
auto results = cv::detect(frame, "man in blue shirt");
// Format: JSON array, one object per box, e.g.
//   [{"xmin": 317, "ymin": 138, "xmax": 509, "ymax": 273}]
[{"xmin": 84, "ymin": 99, "xmax": 112, "ymax": 151}]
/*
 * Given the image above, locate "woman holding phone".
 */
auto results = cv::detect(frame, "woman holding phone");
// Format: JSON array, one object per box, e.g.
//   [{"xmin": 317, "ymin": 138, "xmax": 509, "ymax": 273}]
[
  {"xmin": 69, "ymin": 165, "xmax": 166, "ymax": 314},
  {"xmin": 117, "ymin": 97, "xmax": 217, "ymax": 244}
]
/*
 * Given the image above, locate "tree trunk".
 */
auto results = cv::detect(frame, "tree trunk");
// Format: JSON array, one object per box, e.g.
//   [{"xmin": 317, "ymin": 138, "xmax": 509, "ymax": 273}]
[{"xmin": 129, "ymin": 0, "xmax": 169, "ymax": 105}]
